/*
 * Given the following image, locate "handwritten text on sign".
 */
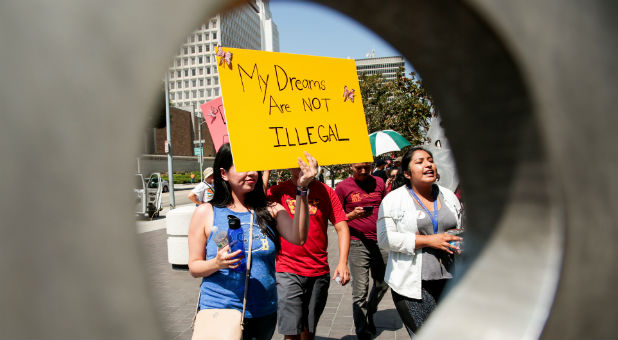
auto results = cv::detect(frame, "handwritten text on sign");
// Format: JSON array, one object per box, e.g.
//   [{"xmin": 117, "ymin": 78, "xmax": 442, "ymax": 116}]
[
  {"xmin": 217, "ymin": 47, "xmax": 373, "ymax": 172},
  {"xmin": 200, "ymin": 96, "xmax": 229, "ymax": 152}
]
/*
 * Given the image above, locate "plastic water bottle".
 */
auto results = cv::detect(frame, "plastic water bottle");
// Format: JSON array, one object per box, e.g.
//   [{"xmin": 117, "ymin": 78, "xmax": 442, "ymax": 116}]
[
  {"xmin": 446, "ymin": 228, "xmax": 464, "ymax": 252},
  {"xmin": 211, "ymin": 226, "xmax": 229, "ymax": 249},
  {"xmin": 227, "ymin": 215, "xmax": 246, "ymax": 272}
]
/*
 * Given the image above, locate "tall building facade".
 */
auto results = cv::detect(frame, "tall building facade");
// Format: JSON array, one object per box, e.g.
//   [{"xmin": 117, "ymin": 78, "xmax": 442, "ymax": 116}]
[
  {"xmin": 355, "ymin": 56, "xmax": 405, "ymax": 82},
  {"xmin": 166, "ymin": 0, "xmax": 278, "ymax": 111}
]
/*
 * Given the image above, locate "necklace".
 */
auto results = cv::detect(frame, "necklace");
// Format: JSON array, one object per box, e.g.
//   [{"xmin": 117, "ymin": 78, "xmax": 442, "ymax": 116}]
[{"xmin": 409, "ymin": 187, "xmax": 439, "ymax": 234}]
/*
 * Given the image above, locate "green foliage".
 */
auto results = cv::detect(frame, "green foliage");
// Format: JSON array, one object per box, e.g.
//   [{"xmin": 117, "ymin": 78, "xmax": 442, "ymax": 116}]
[
  {"xmin": 359, "ymin": 67, "xmax": 434, "ymax": 147},
  {"xmin": 162, "ymin": 171, "xmax": 202, "ymax": 184}
]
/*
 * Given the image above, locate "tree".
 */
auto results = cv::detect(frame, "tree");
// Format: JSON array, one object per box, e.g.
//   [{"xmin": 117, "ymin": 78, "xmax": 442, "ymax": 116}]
[{"xmin": 359, "ymin": 67, "xmax": 435, "ymax": 147}]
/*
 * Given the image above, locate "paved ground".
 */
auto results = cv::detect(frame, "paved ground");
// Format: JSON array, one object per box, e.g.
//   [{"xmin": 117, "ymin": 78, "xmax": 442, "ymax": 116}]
[{"xmin": 138, "ymin": 205, "xmax": 409, "ymax": 340}]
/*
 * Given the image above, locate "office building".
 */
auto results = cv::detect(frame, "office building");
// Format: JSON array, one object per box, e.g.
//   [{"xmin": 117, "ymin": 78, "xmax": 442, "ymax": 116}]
[
  {"xmin": 355, "ymin": 56, "xmax": 405, "ymax": 82},
  {"xmin": 166, "ymin": 0, "xmax": 279, "ymax": 111}
]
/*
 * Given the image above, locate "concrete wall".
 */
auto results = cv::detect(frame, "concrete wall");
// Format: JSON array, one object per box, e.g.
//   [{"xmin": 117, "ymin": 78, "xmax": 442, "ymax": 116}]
[{"xmin": 0, "ymin": 0, "xmax": 615, "ymax": 339}]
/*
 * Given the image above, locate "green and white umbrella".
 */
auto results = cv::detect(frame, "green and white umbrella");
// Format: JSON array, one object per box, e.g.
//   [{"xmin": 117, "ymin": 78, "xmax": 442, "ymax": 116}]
[{"xmin": 368, "ymin": 130, "xmax": 411, "ymax": 156}]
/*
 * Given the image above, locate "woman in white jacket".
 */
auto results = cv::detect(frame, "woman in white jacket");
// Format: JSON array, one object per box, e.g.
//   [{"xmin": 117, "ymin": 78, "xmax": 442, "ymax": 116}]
[{"xmin": 377, "ymin": 147, "xmax": 463, "ymax": 337}]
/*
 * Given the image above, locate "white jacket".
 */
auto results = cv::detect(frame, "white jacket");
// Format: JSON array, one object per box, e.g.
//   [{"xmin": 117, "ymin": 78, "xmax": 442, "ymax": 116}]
[{"xmin": 377, "ymin": 185, "xmax": 462, "ymax": 299}]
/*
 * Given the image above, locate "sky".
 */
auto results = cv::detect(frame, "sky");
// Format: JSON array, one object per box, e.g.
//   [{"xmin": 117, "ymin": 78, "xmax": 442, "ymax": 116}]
[{"xmin": 269, "ymin": 0, "xmax": 414, "ymax": 73}]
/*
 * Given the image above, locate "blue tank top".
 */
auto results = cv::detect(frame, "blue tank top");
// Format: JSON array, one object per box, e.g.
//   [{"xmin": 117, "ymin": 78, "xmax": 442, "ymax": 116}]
[{"xmin": 198, "ymin": 207, "xmax": 277, "ymax": 318}]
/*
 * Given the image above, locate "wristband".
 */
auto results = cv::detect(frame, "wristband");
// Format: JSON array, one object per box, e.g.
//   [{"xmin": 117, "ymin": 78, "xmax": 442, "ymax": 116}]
[{"xmin": 296, "ymin": 186, "xmax": 309, "ymax": 197}]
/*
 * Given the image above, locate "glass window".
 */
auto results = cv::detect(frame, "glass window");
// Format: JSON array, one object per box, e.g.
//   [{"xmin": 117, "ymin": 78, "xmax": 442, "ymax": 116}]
[
  {"xmin": 191, "ymin": 36, "xmax": 195, "ymax": 43},
  {"xmin": 184, "ymin": 47, "xmax": 188, "ymax": 54},
  {"xmin": 205, "ymin": 44, "xmax": 210, "ymax": 52},
  {"xmin": 212, "ymin": 32, "xmax": 217, "ymax": 39},
  {"xmin": 192, "ymin": 80, "xmax": 196, "ymax": 87},
  {"xmin": 199, "ymin": 79, "xmax": 204, "ymax": 86},
  {"xmin": 185, "ymin": 91, "xmax": 189, "ymax": 98},
  {"xmin": 199, "ymin": 68, "xmax": 203, "ymax": 75},
  {"xmin": 192, "ymin": 69, "xmax": 196, "ymax": 76},
  {"xmin": 184, "ymin": 80, "xmax": 189, "ymax": 87},
  {"xmin": 176, "ymin": 59, "xmax": 181, "ymax": 66},
  {"xmin": 207, "ymin": 89, "xmax": 212, "ymax": 97},
  {"xmin": 177, "ymin": 81, "xmax": 181, "ymax": 88},
  {"xmin": 204, "ymin": 32, "xmax": 209, "ymax": 40},
  {"xmin": 214, "ymin": 76, "xmax": 219, "ymax": 85},
  {"xmin": 184, "ymin": 70, "xmax": 189, "ymax": 77},
  {"xmin": 170, "ymin": 93, "xmax": 175, "ymax": 100},
  {"xmin": 191, "ymin": 46, "xmax": 195, "ymax": 54},
  {"xmin": 183, "ymin": 58, "xmax": 188, "ymax": 66},
  {"xmin": 170, "ymin": 82, "xmax": 174, "ymax": 89},
  {"xmin": 206, "ymin": 67, "xmax": 210, "ymax": 74},
  {"xmin": 198, "ymin": 34, "xmax": 202, "ymax": 42},
  {"xmin": 198, "ymin": 46, "xmax": 203, "ymax": 53},
  {"xmin": 177, "ymin": 70, "xmax": 181, "ymax": 77},
  {"xmin": 214, "ymin": 88, "xmax": 219, "ymax": 96},
  {"xmin": 192, "ymin": 90, "xmax": 197, "ymax": 98},
  {"xmin": 205, "ymin": 56, "xmax": 210, "ymax": 63},
  {"xmin": 191, "ymin": 57, "xmax": 195, "ymax": 65},
  {"xmin": 207, "ymin": 78, "xmax": 211, "ymax": 85},
  {"xmin": 200, "ymin": 90, "xmax": 204, "ymax": 97},
  {"xmin": 198, "ymin": 56, "xmax": 203, "ymax": 64},
  {"xmin": 178, "ymin": 92, "xmax": 182, "ymax": 99}
]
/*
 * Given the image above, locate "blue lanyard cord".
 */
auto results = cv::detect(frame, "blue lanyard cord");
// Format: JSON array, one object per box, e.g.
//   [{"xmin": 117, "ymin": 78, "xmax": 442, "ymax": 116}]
[{"xmin": 409, "ymin": 187, "xmax": 439, "ymax": 234}]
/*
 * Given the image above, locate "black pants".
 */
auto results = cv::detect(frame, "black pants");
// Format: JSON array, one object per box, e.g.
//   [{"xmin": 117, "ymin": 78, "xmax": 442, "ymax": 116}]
[
  {"xmin": 391, "ymin": 280, "xmax": 447, "ymax": 338},
  {"xmin": 242, "ymin": 312, "xmax": 277, "ymax": 340}
]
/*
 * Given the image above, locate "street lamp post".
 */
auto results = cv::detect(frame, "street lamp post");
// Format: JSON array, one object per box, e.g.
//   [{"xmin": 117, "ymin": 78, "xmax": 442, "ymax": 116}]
[{"xmin": 198, "ymin": 118, "xmax": 206, "ymax": 182}]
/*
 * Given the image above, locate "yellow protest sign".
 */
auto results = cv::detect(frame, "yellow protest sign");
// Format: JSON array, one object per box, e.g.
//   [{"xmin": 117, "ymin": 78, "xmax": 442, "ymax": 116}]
[{"xmin": 217, "ymin": 47, "xmax": 373, "ymax": 172}]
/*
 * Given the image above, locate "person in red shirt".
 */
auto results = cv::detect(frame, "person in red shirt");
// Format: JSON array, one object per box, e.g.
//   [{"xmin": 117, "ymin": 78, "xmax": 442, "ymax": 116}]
[
  {"xmin": 335, "ymin": 162, "xmax": 388, "ymax": 340},
  {"xmin": 265, "ymin": 169, "xmax": 350, "ymax": 340}
]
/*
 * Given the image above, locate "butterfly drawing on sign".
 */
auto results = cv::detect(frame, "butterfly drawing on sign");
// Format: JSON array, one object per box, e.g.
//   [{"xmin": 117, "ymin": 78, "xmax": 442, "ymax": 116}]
[
  {"xmin": 343, "ymin": 86, "xmax": 355, "ymax": 103},
  {"xmin": 216, "ymin": 47, "xmax": 233, "ymax": 69},
  {"xmin": 207, "ymin": 106, "xmax": 218, "ymax": 123}
]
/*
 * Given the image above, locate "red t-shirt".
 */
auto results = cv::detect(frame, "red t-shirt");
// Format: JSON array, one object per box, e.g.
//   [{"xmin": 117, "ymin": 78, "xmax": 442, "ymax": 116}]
[
  {"xmin": 335, "ymin": 176, "xmax": 386, "ymax": 241},
  {"xmin": 266, "ymin": 180, "xmax": 347, "ymax": 276}
]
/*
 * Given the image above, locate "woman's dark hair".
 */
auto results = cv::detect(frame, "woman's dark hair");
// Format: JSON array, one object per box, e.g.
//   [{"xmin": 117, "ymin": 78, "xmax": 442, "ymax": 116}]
[
  {"xmin": 391, "ymin": 147, "xmax": 435, "ymax": 191},
  {"xmin": 210, "ymin": 143, "xmax": 280, "ymax": 250}
]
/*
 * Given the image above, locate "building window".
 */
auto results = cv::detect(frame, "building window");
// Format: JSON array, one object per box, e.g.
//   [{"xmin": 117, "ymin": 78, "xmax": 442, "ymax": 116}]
[
  {"xmin": 177, "ymin": 81, "xmax": 181, "ymax": 88},
  {"xmin": 191, "ymin": 57, "xmax": 195, "ymax": 65},
  {"xmin": 184, "ymin": 47, "xmax": 188, "ymax": 54},
  {"xmin": 185, "ymin": 91, "xmax": 189, "ymax": 99},
  {"xmin": 192, "ymin": 79, "xmax": 196, "ymax": 87},
  {"xmin": 184, "ymin": 70, "xmax": 189, "ymax": 77},
  {"xmin": 198, "ymin": 45, "xmax": 203, "ymax": 53},
  {"xmin": 191, "ymin": 46, "xmax": 195, "ymax": 54},
  {"xmin": 207, "ymin": 89, "xmax": 212, "ymax": 97},
  {"xmin": 184, "ymin": 80, "xmax": 189, "ymax": 88},
  {"xmin": 205, "ymin": 56, "xmax": 210, "ymax": 63},
  {"xmin": 214, "ymin": 76, "xmax": 219, "ymax": 85},
  {"xmin": 206, "ymin": 67, "xmax": 210, "ymax": 74},
  {"xmin": 178, "ymin": 92, "xmax": 182, "ymax": 99},
  {"xmin": 192, "ymin": 69, "xmax": 196, "ymax": 76},
  {"xmin": 212, "ymin": 32, "xmax": 217, "ymax": 40},
  {"xmin": 198, "ymin": 34, "xmax": 202, "ymax": 42},
  {"xmin": 170, "ymin": 82, "xmax": 174, "ymax": 89},
  {"xmin": 176, "ymin": 59, "xmax": 181, "ymax": 67},
  {"xmin": 205, "ymin": 44, "xmax": 210, "ymax": 52},
  {"xmin": 198, "ymin": 56, "xmax": 203, "ymax": 64},
  {"xmin": 177, "ymin": 70, "xmax": 181, "ymax": 77},
  {"xmin": 199, "ymin": 79, "xmax": 204, "ymax": 86},
  {"xmin": 200, "ymin": 90, "xmax": 204, "ymax": 97},
  {"xmin": 192, "ymin": 90, "xmax": 197, "ymax": 98},
  {"xmin": 214, "ymin": 88, "xmax": 219, "ymax": 96},
  {"xmin": 191, "ymin": 36, "xmax": 195, "ymax": 43},
  {"xmin": 207, "ymin": 78, "xmax": 211, "ymax": 85},
  {"xmin": 204, "ymin": 32, "xmax": 209, "ymax": 40},
  {"xmin": 211, "ymin": 19, "xmax": 217, "ymax": 28},
  {"xmin": 199, "ymin": 68, "xmax": 203, "ymax": 76}
]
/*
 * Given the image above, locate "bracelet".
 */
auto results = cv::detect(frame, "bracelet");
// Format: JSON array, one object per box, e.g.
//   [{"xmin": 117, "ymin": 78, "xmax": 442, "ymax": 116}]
[{"xmin": 296, "ymin": 186, "xmax": 309, "ymax": 197}]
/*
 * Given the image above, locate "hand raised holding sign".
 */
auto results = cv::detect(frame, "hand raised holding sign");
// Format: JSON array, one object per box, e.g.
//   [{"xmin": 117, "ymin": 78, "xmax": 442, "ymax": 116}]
[{"xmin": 297, "ymin": 151, "xmax": 318, "ymax": 188}]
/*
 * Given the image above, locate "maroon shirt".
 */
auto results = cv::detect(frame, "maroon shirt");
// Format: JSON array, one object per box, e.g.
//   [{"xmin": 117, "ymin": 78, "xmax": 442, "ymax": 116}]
[{"xmin": 335, "ymin": 176, "xmax": 386, "ymax": 241}]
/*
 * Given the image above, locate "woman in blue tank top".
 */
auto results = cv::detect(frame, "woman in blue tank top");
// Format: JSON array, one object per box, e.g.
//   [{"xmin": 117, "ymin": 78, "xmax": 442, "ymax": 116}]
[{"xmin": 188, "ymin": 143, "xmax": 318, "ymax": 340}]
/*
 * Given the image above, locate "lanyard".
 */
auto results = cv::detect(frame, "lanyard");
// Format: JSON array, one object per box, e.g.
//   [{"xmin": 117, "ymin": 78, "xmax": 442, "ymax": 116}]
[{"xmin": 409, "ymin": 187, "xmax": 438, "ymax": 234}]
